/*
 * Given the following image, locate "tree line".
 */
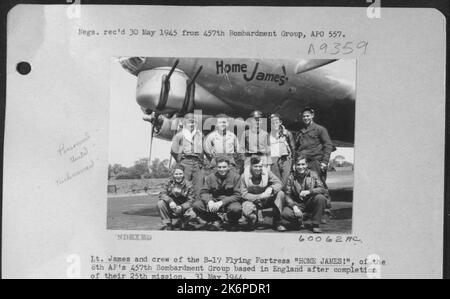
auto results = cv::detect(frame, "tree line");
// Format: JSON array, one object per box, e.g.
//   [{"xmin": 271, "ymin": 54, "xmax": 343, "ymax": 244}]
[
  {"xmin": 108, "ymin": 158, "xmax": 174, "ymax": 180},
  {"xmin": 109, "ymin": 154, "xmax": 353, "ymax": 180}
]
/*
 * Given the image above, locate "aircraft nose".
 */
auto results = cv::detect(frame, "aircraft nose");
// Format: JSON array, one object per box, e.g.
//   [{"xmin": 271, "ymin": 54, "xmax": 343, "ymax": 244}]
[
  {"xmin": 119, "ymin": 57, "xmax": 146, "ymax": 75},
  {"xmin": 136, "ymin": 68, "xmax": 189, "ymax": 113}
]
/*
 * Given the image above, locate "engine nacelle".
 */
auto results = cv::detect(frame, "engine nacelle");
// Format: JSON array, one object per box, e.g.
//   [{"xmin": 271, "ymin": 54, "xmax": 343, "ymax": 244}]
[{"xmin": 136, "ymin": 67, "xmax": 234, "ymax": 115}]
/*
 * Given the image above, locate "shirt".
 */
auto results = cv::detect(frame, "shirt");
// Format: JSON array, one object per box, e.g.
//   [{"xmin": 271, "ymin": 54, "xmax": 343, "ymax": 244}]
[
  {"xmin": 240, "ymin": 128, "xmax": 270, "ymax": 155},
  {"xmin": 159, "ymin": 178, "xmax": 195, "ymax": 211},
  {"xmin": 270, "ymin": 126, "xmax": 294, "ymax": 158},
  {"xmin": 204, "ymin": 130, "xmax": 239, "ymax": 155},
  {"xmin": 294, "ymin": 122, "xmax": 333, "ymax": 164},
  {"xmin": 240, "ymin": 169, "xmax": 282, "ymax": 202},
  {"xmin": 284, "ymin": 170, "xmax": 326, "ymax": 207},
  {"xmin": 200, "ymin": 171, "xmax": 241, "ymax": 205},
  {"xmin": 171, "ymin": 129, "xmax": 204, "ymax": 162}
]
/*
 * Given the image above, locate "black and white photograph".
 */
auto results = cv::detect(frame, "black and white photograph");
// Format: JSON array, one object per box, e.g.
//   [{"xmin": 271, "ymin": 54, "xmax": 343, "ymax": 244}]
[{"xmin": 107, "ymin": 57, "xmax": 356, "ymax": 234}]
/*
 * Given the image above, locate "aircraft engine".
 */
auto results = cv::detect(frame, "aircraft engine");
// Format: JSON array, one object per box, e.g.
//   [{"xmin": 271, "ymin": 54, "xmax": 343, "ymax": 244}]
[{"xmin": 136, "ymin": 67, "xmax": 234, "ymax": 116}]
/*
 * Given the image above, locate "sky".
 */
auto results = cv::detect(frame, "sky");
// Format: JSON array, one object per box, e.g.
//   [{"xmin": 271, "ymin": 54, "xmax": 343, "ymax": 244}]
[
  {"xmin": 108, "ymin": 60, "xmax": 172, "ymax": 167},
  {"xmin": 108, "ymin": 59, "xmax": 354, "ymax": 167}
]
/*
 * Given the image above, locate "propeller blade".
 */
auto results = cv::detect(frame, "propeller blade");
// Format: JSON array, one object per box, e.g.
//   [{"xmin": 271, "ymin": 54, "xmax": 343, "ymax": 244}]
[
  {"xmin": 147, "ymin": 124, "xmax": 155, "ymax": 174},
  {"xmin": 187, "ymin": 65, "xmax": 203, "ymax": 88},
  {"xmin": 166, "ymin": 59, "xmax": 179, "ymax": 80}
]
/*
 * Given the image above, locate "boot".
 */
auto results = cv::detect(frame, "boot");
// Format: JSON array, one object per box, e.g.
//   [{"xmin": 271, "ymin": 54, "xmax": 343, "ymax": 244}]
[{"xmin": 160, "ymin": 223, "xmax": 173, "ymax": 231}]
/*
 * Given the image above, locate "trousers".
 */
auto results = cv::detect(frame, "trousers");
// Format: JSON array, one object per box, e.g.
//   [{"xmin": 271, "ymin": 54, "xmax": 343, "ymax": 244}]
[
  {"xmin": 157, "ymin": 200, "xmax": 197, "ymax": 225},
  {"xmin": 242, "ymin": 191, "xmax": 285, "ymax": 225},
  {"xmin": 281, "ymin": 194, "xmax": 327, "ymax": 225},
  {"xmin": 192, "ymin": 200, "xmax": 242, "ymax": 224}
]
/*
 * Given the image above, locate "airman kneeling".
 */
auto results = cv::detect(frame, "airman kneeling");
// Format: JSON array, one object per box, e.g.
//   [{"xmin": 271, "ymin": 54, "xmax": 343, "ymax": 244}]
[
  {"xmin": 241, "ymin": 156, "xmax": 287, "ymax": 232},
  {"xmin": 281, "ymin": 155, "xmax": 327, "ymax": 233},
  {"xmin": 193, "ymin": 157, "xmax": 243, "ymax": 231},
  {"xmin": 157, "ymin": 164, "xmax": 199, "ymax": 230}
]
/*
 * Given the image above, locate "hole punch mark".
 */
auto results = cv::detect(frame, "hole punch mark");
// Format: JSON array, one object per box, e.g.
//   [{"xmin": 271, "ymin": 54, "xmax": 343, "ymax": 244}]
[{"xmin": 17, "ymin": 62, "xmax": 31, "ymax": 75}]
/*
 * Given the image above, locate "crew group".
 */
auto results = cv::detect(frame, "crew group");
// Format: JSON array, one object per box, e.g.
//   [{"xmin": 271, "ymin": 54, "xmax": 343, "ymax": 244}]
[{"xmin": 157, "ymin": 108, "xmax": 333, "ymax": 233}]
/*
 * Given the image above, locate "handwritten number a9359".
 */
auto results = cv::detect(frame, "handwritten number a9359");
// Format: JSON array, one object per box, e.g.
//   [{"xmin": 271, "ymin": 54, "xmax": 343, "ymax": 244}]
[{"xmin": 309, "ymin": 41, "xmax": 368, "ymax": 55}]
